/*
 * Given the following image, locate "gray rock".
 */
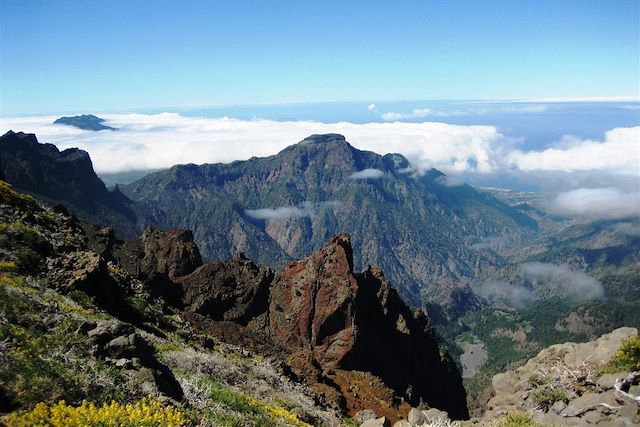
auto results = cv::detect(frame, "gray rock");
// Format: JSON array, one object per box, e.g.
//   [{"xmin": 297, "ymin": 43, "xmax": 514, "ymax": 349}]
[
  {"xmin": 408, "ymin": 407, "xmax": 425, "ymax": 425},
  {"xmin": 533, "ymin": 411, "xmax": 565, "ymax": 426},
  {"xmin": 551, "ymin": 399, "xmax": 567, "ymax": 414},
  {"xmin": 360, "ymin": 417, "xmax": 389, "ymax": 427},
  {"xmin": 105, "ymin": 333, "xmax": 138, "ymax": 358},
  {"xmin": 392, "ymin": 421, "xmax": 411, "ymax": 427},
  {"xmin": 354, "ymin": 409, "xmax": 377, "ymax": 423},
  {"xmin": 114, "ymin": 358, "xmax": 131, "ymax": 368},
  {"xmin": 421, "ymin": 408, "xmax": 449, "ymax": 423},
  {"xmin": 597, "ymin": 372, "xmax": 630, "ymax": 390},
  {"xmin": 618, "ymin": 403, "xmax": 639, "ymax": 421},
  {"xmin": 492, "ymin": 371, "xmax": 518, "ymax": 394},
  {"xmin": 131, "ymin": 367, "xmax": 158, "ymax": 395},
  {"xmin": 582, "ymin": 410, "xmax": 602, "ymax": 424},
  {"xmin": 88, "ymin": 320, "xmax": 134, "ymax": 344}
]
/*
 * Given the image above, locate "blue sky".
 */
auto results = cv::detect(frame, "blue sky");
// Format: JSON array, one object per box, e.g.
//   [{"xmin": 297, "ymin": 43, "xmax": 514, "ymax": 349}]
[{"xmin": 1, "ymin": 0, "xmax": 639, "ymax": 115}]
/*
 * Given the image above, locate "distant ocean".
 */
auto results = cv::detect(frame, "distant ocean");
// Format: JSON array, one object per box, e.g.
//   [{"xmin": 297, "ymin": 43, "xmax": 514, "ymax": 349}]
[{"xmin": 133, "ymin": 100, "xmax": 640, "ymax": 152}]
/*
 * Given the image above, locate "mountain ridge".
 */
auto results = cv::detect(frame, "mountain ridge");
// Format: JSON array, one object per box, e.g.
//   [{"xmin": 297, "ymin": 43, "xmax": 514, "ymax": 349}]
[{"xmin": 121, "ymin": 133, "xmax": 538, "ymax": 305}]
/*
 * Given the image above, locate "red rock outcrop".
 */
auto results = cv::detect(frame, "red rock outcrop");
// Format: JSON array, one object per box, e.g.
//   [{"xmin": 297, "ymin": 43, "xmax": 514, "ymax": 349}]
[
  {"xmin": 122, "ymin": 230, "xmax": 469, "ymax": 419},
  {"xmin": 264, "ymin": 234, "xmax": 469, "ymax": 419}
]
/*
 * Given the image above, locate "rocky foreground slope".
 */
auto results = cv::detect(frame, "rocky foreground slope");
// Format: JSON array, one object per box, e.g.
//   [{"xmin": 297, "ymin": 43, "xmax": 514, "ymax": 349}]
[
  {"xmin": 0, "ymin": 179, "xmax": 468, "ymax": 425},
  {"xmin": 487, "ymin": 327, "xmax": 640, "ymax": 426}
]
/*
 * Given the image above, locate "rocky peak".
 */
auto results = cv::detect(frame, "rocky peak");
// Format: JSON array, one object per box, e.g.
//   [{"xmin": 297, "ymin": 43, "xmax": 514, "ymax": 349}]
[
  {"xmin": 264, "ymin": 233, "xmax": 469, "ymax": 419},
  {"xmin": 113, "ymin": 228, "xmax": 202, "ymax": 304},
  {"xmin": 0, "ymin": 130, "xmax": 137, "ymax": 235},
  {"xmin": 298, "ymin": 133, "xmax": 348, "ymax": 145},
  {"xmin": 53, "ymin": 114, "xmax": 116, "ymax": 131}
]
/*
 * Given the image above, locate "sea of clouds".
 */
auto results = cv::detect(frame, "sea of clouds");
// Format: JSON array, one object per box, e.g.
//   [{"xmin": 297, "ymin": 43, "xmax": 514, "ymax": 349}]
[{"xmin": 1, "ymin": 113, "xmax": 638, "ymax": 220}]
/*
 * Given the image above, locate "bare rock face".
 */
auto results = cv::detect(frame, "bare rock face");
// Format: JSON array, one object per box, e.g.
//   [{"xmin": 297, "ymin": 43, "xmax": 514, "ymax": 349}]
[
  {"xmin": 181, "ymin": 253, "xmax": 273, "ymax": 324},
  {"xmin": 114, "ymin": 227, "xmax": 202, "ymax": 304},
  {"xmin": 264, "ymin": 234, "xmax": 469, "ymax": 420},
  {"xmin": 267, "ymin": 234, "xmax": 358, "ymax": 369},
  {"xmin": 140, "ymin": 231, "xmax": 468, "ymax": 419},
  {"xmin": 486, "ymin": 327, "xmax": 639, "ymax": 426}
]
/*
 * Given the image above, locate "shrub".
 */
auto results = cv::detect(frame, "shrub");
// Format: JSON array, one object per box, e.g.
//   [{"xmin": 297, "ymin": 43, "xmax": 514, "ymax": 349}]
[
  {"xmin": 527, "ymin": 373, "xmax": 544, "ymax": 387},
  {"xmin": 611, "ymin": 335, "xmax": 640, "ymax": 372},
  {"xmin": 496, "ymin": 412, "xmax": 536, "ymax": 426},
  {"xmin": 4, "ymin": 396, "xmax": 188, "ymax": 426},
  {"xmin": 0, "ymin": 261, "xmax": 18, "ymax": 272},
  {"xmin": 531, "ymin": 387, "xmax": 568, "ymax": 410}
]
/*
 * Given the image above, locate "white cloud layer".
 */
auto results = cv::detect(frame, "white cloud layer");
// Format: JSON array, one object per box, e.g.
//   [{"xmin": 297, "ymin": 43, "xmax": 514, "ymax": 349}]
[
  {"xmin": 348, "ymin": 168, "xmax": 384, "ymax": 179},
  {"xmin": 1, "ymin": 114, "xmax": 636, "ymax": 178},
  {"xmin": 0, "ymin": 114, "xmax": 638, "ymax": 222},
  {"xmin": 510, "ymin": 127, "xmax": 640, "ymax": 174},
  {"xmin": 550, "ymin": 188, "xmax": 640, "ymax": 220}
]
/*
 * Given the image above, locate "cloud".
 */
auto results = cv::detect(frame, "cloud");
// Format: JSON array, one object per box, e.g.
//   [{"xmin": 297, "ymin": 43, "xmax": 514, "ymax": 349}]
[
  {"xmin": 367, "ymin": 103, "xmax": 376, "ymax": 111},
  {"xmin": 348, "ymin": 168, "xmax": 384, "ymax": 180},
  {"xmin": 549, "ymin": 188, "xmax": 640, "ymax": 220},
  {"xmin": 435, "ymin": 175, "xmax": 466, "ymax": 187},
  {"xmin": 380, "ymin": 112, "xmax": 406, "ymax": 121},
  {"xmin": 245, "ymin": 201, "xmax": 339, "ymax": 220},
  {"xmin": 245, "ymin": 206, "xmax": 307, "ymax": 220},
  {"xmin": 510, "ymin": 127, "xmax": 640, "ymax": 175},
  {"xmin": 520, "ymin": 262, "xmax": 604, "ymax": 300},
  {"xmin": 474, "ymin": 262, "xmax": 605, "ymax": 307},
  {"xmin": 379, "ymin": 104, "xmax": 547, "ymax": 121},
  {"xmin": 0, "ymin": 114, "xmax": 507, "ymax": 175},
  {"xmin": 380, "ymin": 108, "xmax": 468, "ymax": 120},
  {"xmin": 475, "ymin": 281, "xmax": 532, "ymax": 308},
  {"xmin": 0, "ymin": 115, "xmax": 637, "ymax": 198},
  {"xmin": 612, "ymin": 222, "xmax": 640, "ymax": 237}
]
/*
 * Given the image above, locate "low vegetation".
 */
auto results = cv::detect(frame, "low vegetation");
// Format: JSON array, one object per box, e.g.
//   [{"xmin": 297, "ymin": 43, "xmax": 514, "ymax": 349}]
[
  {"xmin": 4, "ymin": 396, "xmax": 188, "ymax": 427},
  {"xmin": 611, "ymin": 335, "xmax": 640, "ymax": 371}
]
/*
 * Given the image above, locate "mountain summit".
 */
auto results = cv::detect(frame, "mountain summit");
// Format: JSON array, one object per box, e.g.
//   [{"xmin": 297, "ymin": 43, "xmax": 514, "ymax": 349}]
[
  {"xmin": 122, "ymin": 133, "xmax": 537, "ymax": 305},
  {"xmin": 298, "ymin": 133, "xmax": 348, "ymax": 144}
]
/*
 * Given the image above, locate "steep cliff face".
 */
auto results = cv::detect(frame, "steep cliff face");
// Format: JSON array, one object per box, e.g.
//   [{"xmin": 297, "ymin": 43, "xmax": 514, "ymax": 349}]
[
  {"xmin": 112, "ymin": 228, "xmax": 202, "ymax": 304},
  {"xmin": 0, "ymin": 131, "xmax": 139, "ymax": 237},
  {"xmin": 182, "ymin": 253, "xmax": 273, "ymax": 325},
  {"xmin": 264, "ymin": 234, "xmax": 469, "ymax": 419},
  {"xmin": 175, "ymin": 232, "xmax": 468, "ymax": 419}
]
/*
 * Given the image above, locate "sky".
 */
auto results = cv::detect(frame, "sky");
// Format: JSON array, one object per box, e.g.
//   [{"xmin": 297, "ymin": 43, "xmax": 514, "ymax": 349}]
[
  {"xmin": 1, "ymin": 0, "xmax": 639, "ymax": 115},
  {"xmin": 0, "ymin": 1, "xmax": 638, "ymax": 221}
]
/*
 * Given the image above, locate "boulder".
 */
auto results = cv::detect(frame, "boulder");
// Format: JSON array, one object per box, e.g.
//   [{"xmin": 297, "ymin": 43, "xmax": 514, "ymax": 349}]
[
  {"xmin": 354, "ymin": 409, "xmax": 377, "ymax": 423},
  {"xmin": 407, "ymin": 407, "xmax": 425, "ymax": 425},
  {"xmin": 422, "ymin": 407, "xmax": 449, "ymax": 423},
  {"xmin": 360, "ymin": 417, "xmax": 389, "ymax": 427},
  {"xmin": 114, "ymin": 228, "xmax": 202, "ymax": 304}
]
